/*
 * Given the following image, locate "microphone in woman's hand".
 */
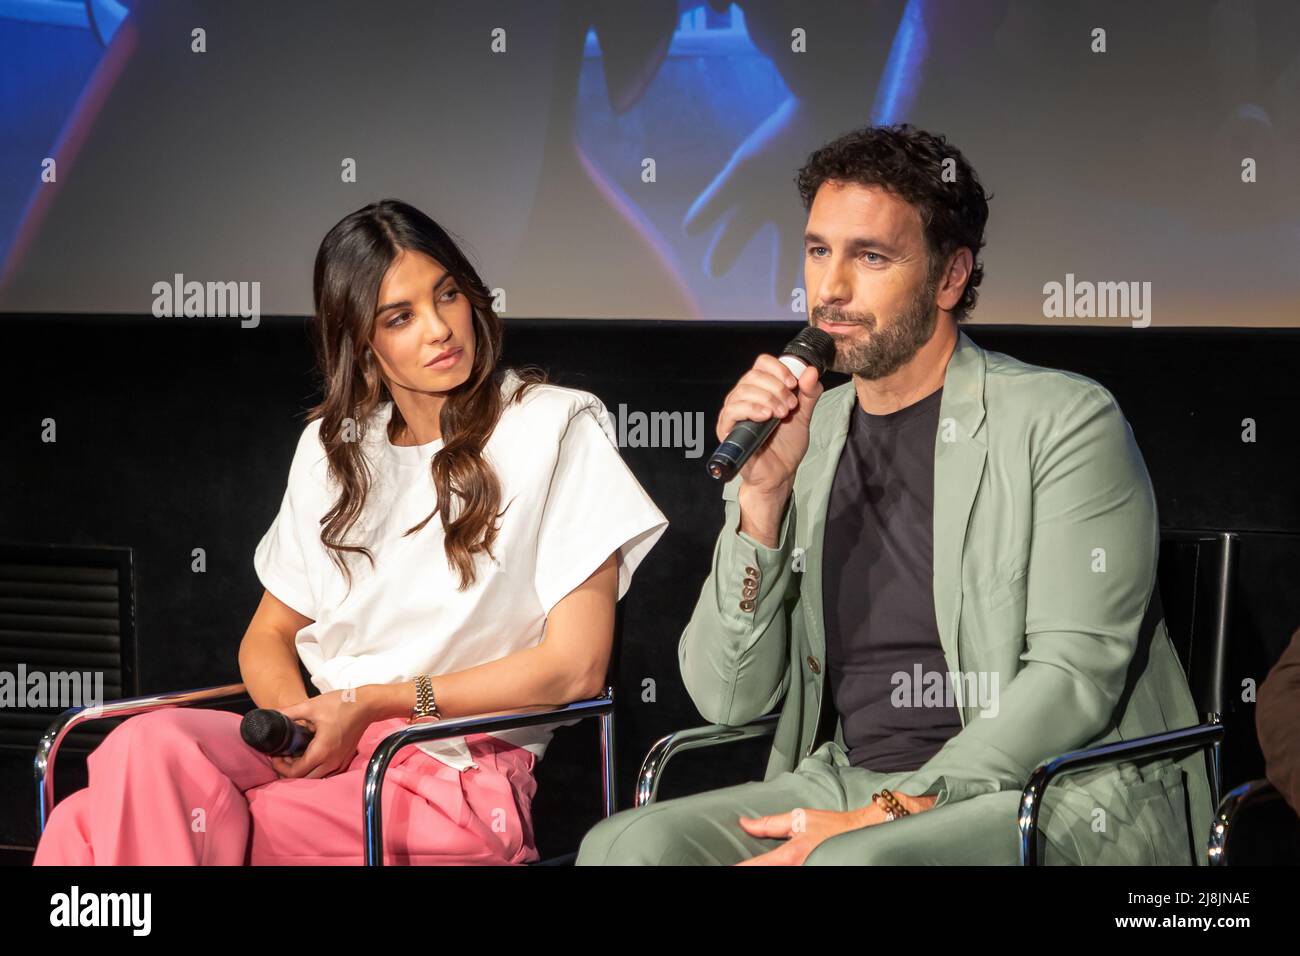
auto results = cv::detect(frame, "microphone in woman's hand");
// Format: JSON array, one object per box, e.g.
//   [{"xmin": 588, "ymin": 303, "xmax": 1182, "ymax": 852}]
[{"xmin": 240, "ymin": 708, "xmax": 315, "ymax": 756}]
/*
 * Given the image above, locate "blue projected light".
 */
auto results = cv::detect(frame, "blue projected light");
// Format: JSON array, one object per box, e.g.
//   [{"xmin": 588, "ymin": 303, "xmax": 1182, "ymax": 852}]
[
  {"xmin": 575, "ymin": 1, "xmax": 918, "ymax": 319},
  {"xmin": 872, "ymin": 0, "xmax": 928, "ymax": 125},
  {"xmin": 0, "ymin": 0, "xmax": 132, "ymax": 276}
]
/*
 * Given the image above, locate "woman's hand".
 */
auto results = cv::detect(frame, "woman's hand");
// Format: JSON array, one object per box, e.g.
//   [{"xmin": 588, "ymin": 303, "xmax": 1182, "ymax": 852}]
[{"xmin": 269, "ymin": 690, "xmax": 375, "ymax": 780}]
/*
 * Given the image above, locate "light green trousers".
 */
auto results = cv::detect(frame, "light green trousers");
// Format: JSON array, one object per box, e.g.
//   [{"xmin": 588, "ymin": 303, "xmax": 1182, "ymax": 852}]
[{"xmin": 576, "ymin": 741, "xmax": 1187, "ymax": 865}]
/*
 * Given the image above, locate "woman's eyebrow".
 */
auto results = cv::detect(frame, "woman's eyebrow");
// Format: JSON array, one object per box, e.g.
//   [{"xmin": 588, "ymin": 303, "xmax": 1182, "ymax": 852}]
[{"xmin": 376, "ymin": 271, "xmax": 452, "ymax": 313}]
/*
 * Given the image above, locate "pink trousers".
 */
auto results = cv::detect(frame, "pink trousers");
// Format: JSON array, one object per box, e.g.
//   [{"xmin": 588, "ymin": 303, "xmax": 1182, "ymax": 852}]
[{"xmin": 33, "ymin": 707, "xmax": 541, "ymax": 865}]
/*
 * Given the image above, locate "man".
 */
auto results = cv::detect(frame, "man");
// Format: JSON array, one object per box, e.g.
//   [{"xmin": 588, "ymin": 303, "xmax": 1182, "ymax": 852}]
[
  {"xmin": 577, "ymin": 124, "xmax": 1212, "ymax": 865},
  {"xmin": 1258, "ymin": 625, "xmax": 1300, "ymax": 815}
]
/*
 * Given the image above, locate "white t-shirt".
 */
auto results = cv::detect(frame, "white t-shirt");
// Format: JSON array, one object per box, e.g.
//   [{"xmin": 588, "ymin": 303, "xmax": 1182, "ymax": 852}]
[{"xmin": 253, "ymin": 370, "xmax": 669, "ymax": 771}]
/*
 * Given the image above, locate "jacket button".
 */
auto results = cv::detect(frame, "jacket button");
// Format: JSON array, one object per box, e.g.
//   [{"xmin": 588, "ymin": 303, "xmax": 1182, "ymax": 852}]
[
  {"xmin": 806, "ymin": 655, "xmax": 821, "ymax": 674},
  {"xmin": 742, "ymin": 587, "xmax": 757, "ymax": 599},
  {"xmin": 742, "ymin": 577, "xmax": 758, "ymax": 589},
  {"xmin": 744, "ymin": 566, "xmax": 759, "ymax": 577},
  {"xmin": 739, "ymin": 598, "xmax": 755, "ymax": 612}
]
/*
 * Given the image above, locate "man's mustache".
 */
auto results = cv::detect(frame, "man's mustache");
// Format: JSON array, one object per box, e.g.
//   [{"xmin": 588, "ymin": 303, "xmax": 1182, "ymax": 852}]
[{"xmin": 811, "ymin": 306, "xmax": 874, "ymax": 328}]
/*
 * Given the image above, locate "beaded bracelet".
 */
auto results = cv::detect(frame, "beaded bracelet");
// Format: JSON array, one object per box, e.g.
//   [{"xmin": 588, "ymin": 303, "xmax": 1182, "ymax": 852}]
[{"xmin": 872, "ymin": 788, "xmax": 910, "ymax": 821}]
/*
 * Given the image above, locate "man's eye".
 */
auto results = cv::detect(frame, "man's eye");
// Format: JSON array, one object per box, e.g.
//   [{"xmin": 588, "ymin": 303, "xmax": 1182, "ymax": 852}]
[
  {"xmin": 863, "ymin": 251, "xmax": 885, "ymax": 264},
  {"xmin": 807, "ymin": 246, "xmax": 828, "ymax": 257}
]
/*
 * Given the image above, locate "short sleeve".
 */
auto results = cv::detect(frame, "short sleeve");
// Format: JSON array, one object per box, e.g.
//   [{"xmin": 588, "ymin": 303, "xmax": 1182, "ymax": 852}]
[
  {"xmin": 253, "ymin": 424, "xmax": 325, "ymax": 620},
  {"xmin": 533, "ymin": 400, "xmax": 669, "ymax": 615}
]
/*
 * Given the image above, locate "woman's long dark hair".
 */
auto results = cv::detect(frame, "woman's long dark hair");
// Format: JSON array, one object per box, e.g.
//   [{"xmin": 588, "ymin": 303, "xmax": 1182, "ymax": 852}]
[{"xmin": 307, "ymin": 199, "xmax": 545, "ymax": 592}]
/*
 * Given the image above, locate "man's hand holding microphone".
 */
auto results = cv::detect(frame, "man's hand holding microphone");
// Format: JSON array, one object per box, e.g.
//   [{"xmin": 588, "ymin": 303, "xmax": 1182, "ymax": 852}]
[{"xmin": 707, "ymin": 326, "xmax": 836, "ymax": 547}]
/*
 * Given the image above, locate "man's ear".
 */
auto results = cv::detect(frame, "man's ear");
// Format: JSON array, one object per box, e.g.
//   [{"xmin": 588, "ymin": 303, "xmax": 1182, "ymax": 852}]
[{"xmin": 935, "ymin": 247, "xmax": 972, "ymax": 314}]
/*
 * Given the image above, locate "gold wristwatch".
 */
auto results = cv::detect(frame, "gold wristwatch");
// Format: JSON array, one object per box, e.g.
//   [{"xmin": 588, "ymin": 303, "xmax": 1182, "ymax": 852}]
[{"xmin": 409, "ymin": 674, "xmax": 441, "ymax": 722}]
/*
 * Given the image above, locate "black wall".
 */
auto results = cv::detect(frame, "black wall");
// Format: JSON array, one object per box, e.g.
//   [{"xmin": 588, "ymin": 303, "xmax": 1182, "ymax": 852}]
[{"xmin": 2, "ymin": 316, "xmax": 1298, "ymax": 856}]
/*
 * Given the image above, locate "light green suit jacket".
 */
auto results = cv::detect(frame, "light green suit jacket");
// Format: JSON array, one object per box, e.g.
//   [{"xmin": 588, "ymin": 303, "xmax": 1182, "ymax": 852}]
[{"xmin": 679, "ymin": 329, "xmax": 1212, "ymax": 864}]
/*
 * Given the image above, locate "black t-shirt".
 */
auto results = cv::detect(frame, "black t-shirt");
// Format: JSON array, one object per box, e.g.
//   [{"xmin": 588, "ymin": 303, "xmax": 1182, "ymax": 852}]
[{"xmin": 821, "ymin": 385, "xmax": 962, "ymax": 772}]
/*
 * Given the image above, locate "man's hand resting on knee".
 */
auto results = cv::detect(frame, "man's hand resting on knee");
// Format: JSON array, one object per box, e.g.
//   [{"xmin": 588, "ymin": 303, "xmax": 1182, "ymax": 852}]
[{"xmin": 735, "ymin": 791, "xmax": 937, "ymax": 865}]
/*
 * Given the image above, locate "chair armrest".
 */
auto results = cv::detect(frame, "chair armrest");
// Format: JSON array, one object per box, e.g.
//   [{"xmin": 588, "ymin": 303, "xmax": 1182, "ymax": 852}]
[
  {"xmin": 634, "ymin": 713, "xmax": 780, "ymax": 808},
  {"xmin": 362, "ymin": 688, "xmax": 617, "ymax": 866},
  {"xmin": 36, "ymin": 682, "xmax": 250, "ymax": 832},
  {"xmin": 1208, "ymin": 777, "xmax": 1300, "ymax": 865},
  {"xmin": 1018, "ymin": 721, "xmax": 1225, "ymax": 865}
]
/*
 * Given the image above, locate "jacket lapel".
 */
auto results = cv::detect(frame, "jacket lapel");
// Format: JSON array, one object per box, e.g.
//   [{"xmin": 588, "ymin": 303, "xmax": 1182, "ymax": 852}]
[{"xmin": 931, "ymin": 331, "xmax": 988, "ymax": 679}]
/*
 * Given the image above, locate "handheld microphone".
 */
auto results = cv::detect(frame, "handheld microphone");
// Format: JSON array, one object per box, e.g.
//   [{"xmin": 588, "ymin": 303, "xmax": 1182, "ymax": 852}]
[
  {"xmin": 706, "ymin": 326, "xmax": 837, "ymax": 482},
  {"xmin": 240, "ymin": 708, "xmax": 315, "ymax": 756}
]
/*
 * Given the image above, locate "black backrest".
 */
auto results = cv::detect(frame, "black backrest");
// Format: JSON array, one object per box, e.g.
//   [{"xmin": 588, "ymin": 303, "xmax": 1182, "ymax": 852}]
[
  {"xmin": 1156, "ymin": 530, "xmax": 1236, "ymax": 717},
  {"xmin": 0, "ymin": 543, "xmax": 138, "ymax": 755}
]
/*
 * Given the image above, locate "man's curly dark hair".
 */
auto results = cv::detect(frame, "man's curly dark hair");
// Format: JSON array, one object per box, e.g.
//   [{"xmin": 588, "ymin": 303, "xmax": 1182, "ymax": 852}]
[{"xmin": 796, "ymin": 124, "xmax": 991, "ymax": 322}]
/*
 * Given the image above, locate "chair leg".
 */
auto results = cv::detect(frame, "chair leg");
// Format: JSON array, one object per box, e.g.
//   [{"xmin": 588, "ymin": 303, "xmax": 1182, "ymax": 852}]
[
  {"xmin": 599, "ymin": 709, "xmax": 616, "ymax": 817},
  {"xmin": 1209, "ymin": 732, "xmax": 1223, "ymax": 812}
]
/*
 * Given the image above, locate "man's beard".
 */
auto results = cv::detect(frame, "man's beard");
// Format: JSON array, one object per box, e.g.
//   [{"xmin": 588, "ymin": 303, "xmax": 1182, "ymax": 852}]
[{"xmin": 812, "ymin": 275, "xmax": 940, "ymax": 380}]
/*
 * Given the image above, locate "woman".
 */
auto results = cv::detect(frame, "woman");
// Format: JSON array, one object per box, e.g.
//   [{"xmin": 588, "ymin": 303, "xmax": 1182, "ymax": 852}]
[{"xmin": 34, "ymin": 199, "xmax": 668, "ymax": 865}]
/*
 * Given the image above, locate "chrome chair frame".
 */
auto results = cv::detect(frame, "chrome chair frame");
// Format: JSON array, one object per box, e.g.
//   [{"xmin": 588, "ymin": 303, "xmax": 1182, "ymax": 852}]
[
  {"xmin": 634, "ymin": 531, "xmax": 1237, "ymax": 867},
  {"xmin": 1207, "ymin": 777, "xmax": 1297, "ymax": 865},
  {"xmin": 634, "ymin": 714, "xmax": 779, "ymax": 808},
  {"xmin": 35, "ymin": 682, "xmax": 617, "ymax": 866},
  {"xmin": 35, "ymin": 682, "xmax": 250, "ymax": 834},
  {"xmin": 1017, "ymin": 722, "xmax": 1225, "ymax": 864},
  {"xmin": 634, "ymin": 718, "xmax": 1226, "ymax": 865},
  {"xmin": 362, "ymin": 691, "xmax": 616, "ymax": 866},
  {"xmin": 1017, "ymin": 531, "xmax": 1234, "ymax": 863}
]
